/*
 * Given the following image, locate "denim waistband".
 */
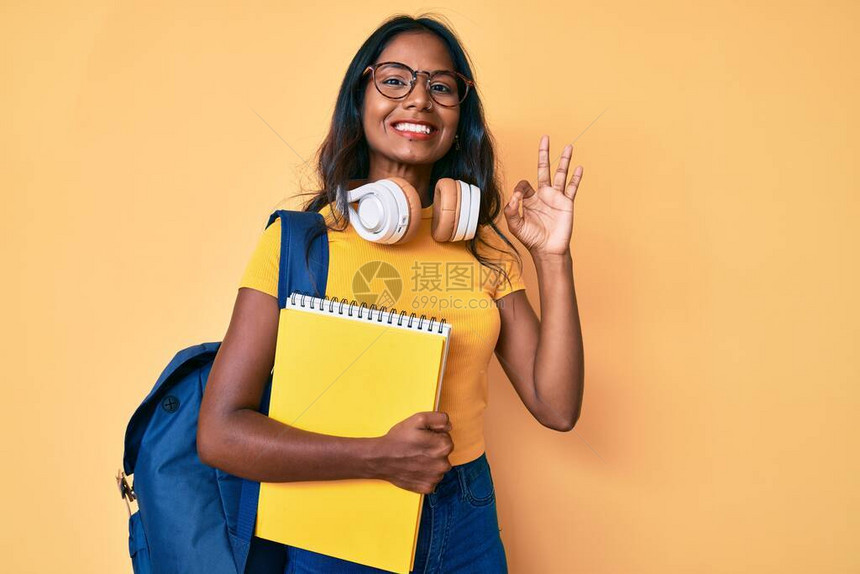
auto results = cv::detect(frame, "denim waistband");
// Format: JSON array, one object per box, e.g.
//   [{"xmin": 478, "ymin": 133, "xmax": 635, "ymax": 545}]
[{"xmin": 429, "ymin": 451, "xmax": 488, "ymax": 502}]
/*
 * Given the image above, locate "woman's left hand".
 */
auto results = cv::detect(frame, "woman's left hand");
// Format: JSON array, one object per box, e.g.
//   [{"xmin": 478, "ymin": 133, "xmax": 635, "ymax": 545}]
[{"xmin": 504, "ymin": 134, "xmax": 583, "ymax": 257}]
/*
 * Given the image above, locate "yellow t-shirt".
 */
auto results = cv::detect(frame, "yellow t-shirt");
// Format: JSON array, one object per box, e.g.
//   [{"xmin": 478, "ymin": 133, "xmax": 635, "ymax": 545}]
[{"xmin": 238, "ymin": 202, "xmax": 526, "ymax": 466}]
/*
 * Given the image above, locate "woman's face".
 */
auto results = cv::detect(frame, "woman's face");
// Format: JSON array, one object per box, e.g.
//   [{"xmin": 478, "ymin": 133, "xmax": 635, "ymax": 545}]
[{"xmin": 362, "ymin": 32, "xmax": 460, "ymax": 170}]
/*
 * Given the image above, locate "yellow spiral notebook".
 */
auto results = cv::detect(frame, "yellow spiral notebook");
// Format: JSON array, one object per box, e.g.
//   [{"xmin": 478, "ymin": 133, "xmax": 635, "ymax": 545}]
[{"xmin": 255, "ymin": 292, "xmax": 452, "ymax": 574}]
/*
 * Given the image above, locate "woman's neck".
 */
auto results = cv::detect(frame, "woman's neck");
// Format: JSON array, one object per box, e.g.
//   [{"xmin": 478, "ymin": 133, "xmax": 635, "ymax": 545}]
[{"xmin": 365, "ymin": 164, "xmax": 434, "ymax": 207}]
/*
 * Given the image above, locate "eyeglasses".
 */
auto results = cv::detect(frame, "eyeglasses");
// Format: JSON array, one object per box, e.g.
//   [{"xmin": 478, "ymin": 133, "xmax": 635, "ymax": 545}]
[{"xmin": 362, "ymin": 61, "xmax": 474, "ymax": 108}]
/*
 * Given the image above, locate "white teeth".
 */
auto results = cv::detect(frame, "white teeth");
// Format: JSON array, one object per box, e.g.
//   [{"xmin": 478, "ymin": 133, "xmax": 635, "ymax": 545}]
[{"xmin": 394, "ymin": 122, "xmax": 433, "ymax": 134}]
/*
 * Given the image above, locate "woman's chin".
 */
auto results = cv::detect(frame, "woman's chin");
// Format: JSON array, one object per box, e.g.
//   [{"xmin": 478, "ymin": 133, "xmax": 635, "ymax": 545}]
[{"xmin": 388, "ymin": 150, "xmax": 439, "ymax": 166}]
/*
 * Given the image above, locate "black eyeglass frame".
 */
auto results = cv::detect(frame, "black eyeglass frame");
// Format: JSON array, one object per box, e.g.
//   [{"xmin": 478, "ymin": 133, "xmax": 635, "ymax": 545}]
[{"xmin": 361, "ymin": 61, "xmax": 475, "ymax": 108}]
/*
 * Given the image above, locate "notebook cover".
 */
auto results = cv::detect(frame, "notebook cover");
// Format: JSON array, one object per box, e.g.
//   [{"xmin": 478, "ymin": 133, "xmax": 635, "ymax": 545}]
[{"xmin": 255, "ymin": 300, "xmax": 450, "ymax": 573}]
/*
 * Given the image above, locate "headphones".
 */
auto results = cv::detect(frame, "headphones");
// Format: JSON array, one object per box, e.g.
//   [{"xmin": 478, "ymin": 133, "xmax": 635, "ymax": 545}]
[{"xmin": 335, "ymin": 177, "xmax": 481, "ymax": 245}]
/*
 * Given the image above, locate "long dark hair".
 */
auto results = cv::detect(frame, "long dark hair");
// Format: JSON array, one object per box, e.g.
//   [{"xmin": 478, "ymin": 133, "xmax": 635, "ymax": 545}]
[{"xmin": 296, "ymin": 13, "xmax": 522, "ymax": 296}]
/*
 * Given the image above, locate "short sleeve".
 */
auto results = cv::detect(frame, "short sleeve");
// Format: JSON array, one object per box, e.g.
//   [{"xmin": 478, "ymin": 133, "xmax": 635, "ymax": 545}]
[
  {"xmin": 492, "ymin": 250, "xmax": 527, "ymax": 300},
  {"xmin": 479, "ymin": 226, "xmax": 527, "ymax": 301},
  {"xmin": 237, "ymin": 217, "xmax": 281, "ymax": 298}
]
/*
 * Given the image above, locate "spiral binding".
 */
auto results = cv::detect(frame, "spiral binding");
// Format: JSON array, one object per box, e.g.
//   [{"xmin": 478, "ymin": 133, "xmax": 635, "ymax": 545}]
[{"xmin": 288, "ymin": 291, "xmax": 447, "ymax": 334}]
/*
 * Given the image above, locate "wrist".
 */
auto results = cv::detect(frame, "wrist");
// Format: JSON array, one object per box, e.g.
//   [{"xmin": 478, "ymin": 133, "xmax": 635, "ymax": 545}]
[
  {"xmin": 530, "ymin": 249, "xmax": 572, "ymax": 264},
  {"xmin": 360, "ymin": 436, "xmax": 388, "ymax": 480}
]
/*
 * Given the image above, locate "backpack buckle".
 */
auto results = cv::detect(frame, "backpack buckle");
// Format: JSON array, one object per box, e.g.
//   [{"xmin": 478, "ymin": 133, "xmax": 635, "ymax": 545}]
[{"xmin": 116, "ymin": 469, "xmax": 137, "ymax": 517}]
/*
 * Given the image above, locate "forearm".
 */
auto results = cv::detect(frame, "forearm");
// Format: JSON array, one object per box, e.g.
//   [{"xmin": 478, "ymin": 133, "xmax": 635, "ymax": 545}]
[
  {"xmin": 198, "ymin": 408, "xmax": 383, "ymax": 483},
  {"xmin": 531, "ymin": 250, "xmax": 585, "ymax": 428}
]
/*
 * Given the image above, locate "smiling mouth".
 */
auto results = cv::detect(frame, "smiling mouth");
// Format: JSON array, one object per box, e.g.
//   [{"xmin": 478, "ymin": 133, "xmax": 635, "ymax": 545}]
[{"xmin": 391, "ymin": 121, "xmax": 438, "ymax": 135}]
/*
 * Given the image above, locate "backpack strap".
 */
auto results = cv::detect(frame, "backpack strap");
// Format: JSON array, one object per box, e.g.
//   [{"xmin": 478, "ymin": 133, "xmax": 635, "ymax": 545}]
[
  {"xmin": 235, "ymin": 209, "xmax": 329, "ymax": 558},
  {"xmin": 271, "ymin": 208, "xmax": 329, "ymax": 308}
]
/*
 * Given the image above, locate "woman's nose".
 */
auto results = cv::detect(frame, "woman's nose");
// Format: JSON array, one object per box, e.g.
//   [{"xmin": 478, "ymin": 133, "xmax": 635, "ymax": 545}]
[{"xmin": 404, "ymin": 73, "xmax": 434, "ymax": 109}]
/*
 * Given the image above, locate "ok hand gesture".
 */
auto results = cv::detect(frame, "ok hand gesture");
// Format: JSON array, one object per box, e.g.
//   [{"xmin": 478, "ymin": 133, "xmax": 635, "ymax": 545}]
[{"xmin": 504, "ymin": 135, "xmax": 584, "ymax": 257}]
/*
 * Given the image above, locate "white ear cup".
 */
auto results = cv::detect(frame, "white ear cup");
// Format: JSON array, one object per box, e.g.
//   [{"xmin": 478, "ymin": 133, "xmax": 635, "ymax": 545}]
[
  {"xmin": 344, "ymin": 180, "xmax": 411, "ymax": 244},
  {"xmin": 464, "ymin": 182, "xmax": 480, "ymax": 241},
  {"xmin": 450, "ymin": 180, "xmax": 480, "ymax": 241}
]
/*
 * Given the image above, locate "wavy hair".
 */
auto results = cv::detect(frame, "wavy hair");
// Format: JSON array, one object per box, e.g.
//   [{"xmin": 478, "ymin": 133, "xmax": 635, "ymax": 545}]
[{"xmin": 295, "ymin": 13, "xmax": 522, "ymax": 298}]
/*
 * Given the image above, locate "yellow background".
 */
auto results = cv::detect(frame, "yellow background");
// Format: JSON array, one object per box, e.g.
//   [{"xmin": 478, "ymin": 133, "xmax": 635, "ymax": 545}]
[{"xmin": 2, "ymin": 1, "xmax": 857, "ymax": 572}]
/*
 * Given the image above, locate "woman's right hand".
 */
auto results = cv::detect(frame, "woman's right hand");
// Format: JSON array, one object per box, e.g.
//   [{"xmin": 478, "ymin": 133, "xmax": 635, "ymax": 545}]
[{"xmin": 374, "ymin": 411, "xmax": 453, "ymax": 494}]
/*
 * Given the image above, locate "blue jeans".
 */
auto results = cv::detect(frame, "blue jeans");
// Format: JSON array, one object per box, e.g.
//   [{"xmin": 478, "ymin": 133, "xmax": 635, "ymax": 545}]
[{"xmin": 265, "ymin": 451, "xmax": 508, "ymax": 573}]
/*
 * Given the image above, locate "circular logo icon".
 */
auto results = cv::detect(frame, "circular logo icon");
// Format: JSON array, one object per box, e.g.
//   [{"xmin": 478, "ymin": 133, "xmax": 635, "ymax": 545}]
[
  {"xmin": 352, "ymin": 261, "xmax": 402, "ymax": 308},
  {"xmin": 161, "ymin": 395, "xmax": 180, "ymax": 413}
]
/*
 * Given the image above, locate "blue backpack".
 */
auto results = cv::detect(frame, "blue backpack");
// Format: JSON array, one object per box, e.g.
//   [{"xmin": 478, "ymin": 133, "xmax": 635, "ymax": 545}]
[{"xmin": 118, "ymin": 210, "xmax": 329, "ymax": 573}]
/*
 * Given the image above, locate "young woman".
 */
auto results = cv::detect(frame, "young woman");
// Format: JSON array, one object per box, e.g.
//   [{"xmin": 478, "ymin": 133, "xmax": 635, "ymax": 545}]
[{"xmin": 198, "ymin": 14, "xmax": 585, "ymax": 574}]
